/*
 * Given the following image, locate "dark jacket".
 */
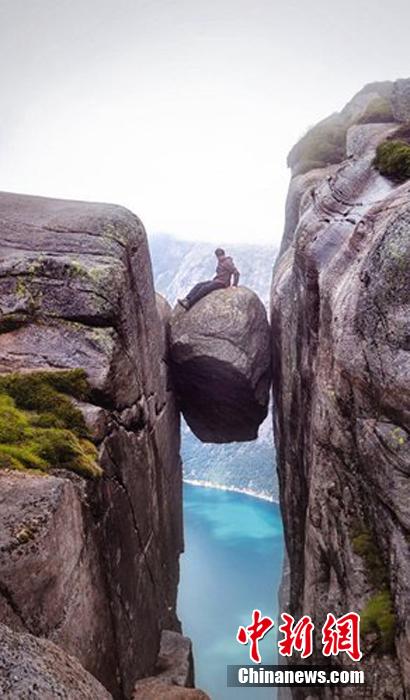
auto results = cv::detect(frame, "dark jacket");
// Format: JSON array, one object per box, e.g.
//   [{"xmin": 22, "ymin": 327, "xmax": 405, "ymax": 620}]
[{"xmin": 213, "ymin": 256, "xmax": 240, "ymax": 287}]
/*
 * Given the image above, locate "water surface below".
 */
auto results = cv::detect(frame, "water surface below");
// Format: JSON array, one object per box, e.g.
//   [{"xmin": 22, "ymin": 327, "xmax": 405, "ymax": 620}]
[{"xmin": 178, "ymin": 483, "xmax": 284, "ymax": 700}]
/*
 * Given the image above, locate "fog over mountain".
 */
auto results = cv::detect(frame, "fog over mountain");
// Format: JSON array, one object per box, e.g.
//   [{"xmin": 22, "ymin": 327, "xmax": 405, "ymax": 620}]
[{"xmin": 149, "ymin": 232, "xmax": 278, "ymax": 500}]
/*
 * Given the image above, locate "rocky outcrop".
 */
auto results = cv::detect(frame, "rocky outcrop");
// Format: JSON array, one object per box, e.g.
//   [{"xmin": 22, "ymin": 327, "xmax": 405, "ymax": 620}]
[
  {"xmin": 0, "ymin": 622, "xmax": 112, "ymax": 699},
  {"xmin": 169, "ymin": 287, "xmax": 271, "ymax": 443},
  {"xmin": 272, "ymin": 79, "xmax": 410, "ymax": 698},
  {"xmin": 154, "ymin": 630, "xmax": 195, "ymax": 687},
  {"xmin": 0, "ymin": 192, "xmax": 183, "ymax": 698},
  {"xmin": 132, "ymin": 630, "xmax": 210, "ymax": 699}
]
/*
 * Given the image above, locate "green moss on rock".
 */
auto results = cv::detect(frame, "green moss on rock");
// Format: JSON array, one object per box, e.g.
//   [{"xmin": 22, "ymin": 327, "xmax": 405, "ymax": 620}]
[
  {"xmin": 374, "ymin": 140, "xmax": 410, "ymax": 181},
  {"xmin": 0, "ymin": 370, "xmax": 101, "ymax": 478},
  {"xmin": 0, "ymin": 370, "xmax": 90, "ymax": 437},
  {"xmin": 0, "ymin": 395, "xmax": 30, "ymax": 443},
  {"xmin": 351, "ymin": 528, "xmax": 387, "ymax": 589},
  {"xmin": 351, "ymin": 525, "xmax": 396, "ymax": 653},
  {"xmin": 361, "ymin": 590, "xmax": 396, "ymax": 653}
]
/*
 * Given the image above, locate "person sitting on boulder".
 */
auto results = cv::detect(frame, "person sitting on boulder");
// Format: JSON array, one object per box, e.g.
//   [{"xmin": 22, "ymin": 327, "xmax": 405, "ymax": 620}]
[{"xmin": 178, "ymin": 248, "xmax": 240, "ymax": 310}]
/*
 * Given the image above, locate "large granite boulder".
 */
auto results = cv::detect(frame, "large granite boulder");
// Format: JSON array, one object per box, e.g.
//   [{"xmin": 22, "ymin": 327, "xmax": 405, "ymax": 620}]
[
  {"xmin": 0, "ymin": 192, "xmax": 183, "ymax": 698},
  {"xmin": 169, "ymin": 286, "xmax": 271, "ymax": 443},
  {"xmin": 0, "ymin": 622, "xmax": 112, "ymax": 699},
  {"xmin": 272, "ymin": 79, "xmax": 410, "ymax": 698}
]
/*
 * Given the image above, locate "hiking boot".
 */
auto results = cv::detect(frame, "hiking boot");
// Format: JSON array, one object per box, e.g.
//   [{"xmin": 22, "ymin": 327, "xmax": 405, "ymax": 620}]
[{"xmin": 177, "ymin": 298, "xmax": 190, "ymax": 310}]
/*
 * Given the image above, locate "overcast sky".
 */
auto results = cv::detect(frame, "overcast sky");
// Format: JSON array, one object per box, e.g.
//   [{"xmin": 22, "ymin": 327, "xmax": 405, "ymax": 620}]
[{"xmin": 0, "ymin": 0, "xmax": 409, "ymax": 245}]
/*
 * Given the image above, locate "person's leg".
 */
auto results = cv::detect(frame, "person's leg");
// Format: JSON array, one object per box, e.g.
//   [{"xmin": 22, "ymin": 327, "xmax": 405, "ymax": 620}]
[
  {"xmin": 178, "ymin": 281, "xmax": 209, "ymax": 309},
  {"xmin": 188, "ymin": 280, "xmax": 224, "ymax": 306},
  {"xmin": 186, "ymin": 281, "xmax": 210, "ymax": 305},
  {"xmin": 186, "ymin": 282, "xmax": 207, "ymax": 301}
]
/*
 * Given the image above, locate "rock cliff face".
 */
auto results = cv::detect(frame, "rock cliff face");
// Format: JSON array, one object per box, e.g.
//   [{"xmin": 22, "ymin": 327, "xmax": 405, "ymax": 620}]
[
  {"xmin": 0, "ymin": 193, "xmax": 183, "ymax": 698},
  {"xmin": 272, "ymin": 80, "xmax": 410, "ymax": 697},
  {"xmin": 169, "ymin": 287, "xmax": 271, "ymax": 443}
]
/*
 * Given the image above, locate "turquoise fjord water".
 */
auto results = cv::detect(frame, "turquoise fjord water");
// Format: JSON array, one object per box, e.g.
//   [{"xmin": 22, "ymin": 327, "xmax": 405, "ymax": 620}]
[{"xmin": 178, "ymin": 483, "xmax": 284, "ymax": 700}]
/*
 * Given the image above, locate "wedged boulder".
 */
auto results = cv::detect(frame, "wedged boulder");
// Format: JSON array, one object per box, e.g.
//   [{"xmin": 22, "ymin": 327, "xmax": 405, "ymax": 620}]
[
  {"xmin": 169, "ymin": 287, "xmax": 271, "ymax": 443},
  {"xmin": 0, "ymin": 622, "xmax": 112, "ymax": 699}
]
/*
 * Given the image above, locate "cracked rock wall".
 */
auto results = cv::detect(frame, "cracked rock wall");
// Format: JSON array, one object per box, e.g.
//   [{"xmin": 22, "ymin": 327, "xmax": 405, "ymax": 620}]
[
  {"xmin": 272, "ymin": 80, "xmax": 410, "ymax": 698},
  {"xmin": 0, "ymin": 192, "xmax": 183, "ymax": 699}
]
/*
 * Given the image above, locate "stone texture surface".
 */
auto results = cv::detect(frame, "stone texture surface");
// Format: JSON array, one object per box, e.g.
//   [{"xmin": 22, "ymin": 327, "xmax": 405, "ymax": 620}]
[
  {"xmin": 0, "ymin": 470, "xmax": 116, "ymax": 692},
  {"xmin": 391, "ymin": 78, "xmax": 410, "ymax": 122},
  {"xmin": 169, "ymin": 286, "xmax": 271, "ymax": 443},
  {"xmin": 0, "ymin": 192, "xmax": 183, "ymax": 698},
  {"xmin": 132, "ymin": 629, "xmax": 206, "ymax": 699},
  {"xmin": 271, "ymin": 80, "xmax": 410, "ymax": 698},
  {"xmin": 155, "ymin": 630, "xmax": 195, "ymax": 687},
  {"xmin": 0, "ymin": 622, "xmax": 112, "ymax": 699},
  {"xmin": 132, "ymin": 678, "xmax": 210, "ymax": 700}
]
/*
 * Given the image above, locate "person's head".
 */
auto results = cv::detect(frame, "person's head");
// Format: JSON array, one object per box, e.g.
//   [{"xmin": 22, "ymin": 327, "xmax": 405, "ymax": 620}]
[{"xmin": 215, "ymin": 247, "xmax": 225, "ymax": 259}]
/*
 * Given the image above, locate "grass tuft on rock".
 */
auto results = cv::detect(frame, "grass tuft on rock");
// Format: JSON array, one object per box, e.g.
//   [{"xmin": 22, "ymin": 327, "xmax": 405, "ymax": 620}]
[
  {"xmin": 351, "ymin": 525, "xmax": 396, "ymax": 653},
  {"xmin": 360, "ymin": 590, "xmax": 396, "ymax": 654},
  {"xmin": 351, "ymin": 529, "xmax": 387, "ymax": 589},
  {"xmin": 0, "ymin": 370, "xmax": 90, "ymax": 437},
  {"xmin": 0, "ymin": 370, "xmax": 101, "ymax": 478},
  {"xmin": 374, "ymin": 140, "xmax": 410, "ymax": 181}
]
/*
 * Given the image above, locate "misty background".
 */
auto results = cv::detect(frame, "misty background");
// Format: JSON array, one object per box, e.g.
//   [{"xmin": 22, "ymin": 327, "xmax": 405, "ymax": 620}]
[{"xmin": 0, "ymin": 0, "xmax": 409, "ymax": 245}]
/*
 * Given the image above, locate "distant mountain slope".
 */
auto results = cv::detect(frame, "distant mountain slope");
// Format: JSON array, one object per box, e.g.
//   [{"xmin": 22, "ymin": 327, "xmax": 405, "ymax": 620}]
[{"xmin": 149, "ymin": 232, "xmax": 278, "ymax": 501}]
